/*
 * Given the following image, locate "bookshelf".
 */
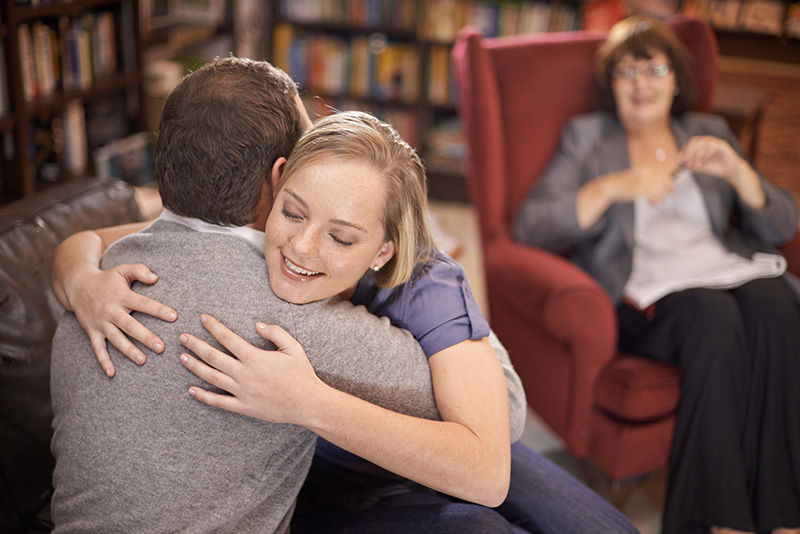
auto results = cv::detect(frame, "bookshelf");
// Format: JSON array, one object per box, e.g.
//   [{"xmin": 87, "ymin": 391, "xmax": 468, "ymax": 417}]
[
  {"xmin": 267, "ymin": 0, "xmax": 581, "ymax": 202},
  {"xmin": 266, "ymin": 0, "xmax": 797, "ymax": 202},
  {"xmin": 0, "ymin": 0, "xmax": 145, "ymax": 204}
]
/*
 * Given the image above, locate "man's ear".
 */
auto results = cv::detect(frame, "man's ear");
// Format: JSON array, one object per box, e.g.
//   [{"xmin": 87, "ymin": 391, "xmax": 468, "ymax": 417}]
[{"xmin": 270, "ymin": 157, "xmax": 287, "ymax": 198}]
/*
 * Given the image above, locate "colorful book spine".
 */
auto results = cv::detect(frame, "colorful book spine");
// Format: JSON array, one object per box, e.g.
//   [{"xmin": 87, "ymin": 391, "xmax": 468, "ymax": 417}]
[
  {"xmin": 0, "ymin": 43, "xmax": 9, "ymax": 116},
  {"xmin": 19, "ymin": 23, "xmax": 38, "ymax": 101}
]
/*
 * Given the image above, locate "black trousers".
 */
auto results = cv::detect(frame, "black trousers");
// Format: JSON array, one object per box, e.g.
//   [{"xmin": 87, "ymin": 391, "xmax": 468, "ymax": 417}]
[{"xmin": 618, "ymin": 276, "xmax": 800, "ymax": 534}]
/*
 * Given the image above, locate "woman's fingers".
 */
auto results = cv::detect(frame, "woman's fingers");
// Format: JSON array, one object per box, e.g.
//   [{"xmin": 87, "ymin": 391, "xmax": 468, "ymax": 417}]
[
  {"xmin": 187, "ymin": 384, "xmax": 245, "ymax": 415},
  {"xmin": 179, "ymin": 350, "xmax": 237, "ymax": 394},
  {"xmin": 88, "ymin": 331, "xmax": 117, "ymax": 377},
  {"xmin": 178, "ymin": 332, "xmax": 240, "ymax": 383},
  {"xmin": 112, "ymin": 310, "xmax": 166, "ymax": 354},
  {"xmin": 117, "ymin": 265, "xmax": 178, "ymax": 323},
  {"xmin": 105, "ymin": 326, "xmax": 148, "ymax": 365},
  {"xmin": 255, "ymin": 323, "xmax": 303, "ymax": 355},
  {"xmin": 198, "ymin": 314, "xmax": 262, "ymax": 362}
]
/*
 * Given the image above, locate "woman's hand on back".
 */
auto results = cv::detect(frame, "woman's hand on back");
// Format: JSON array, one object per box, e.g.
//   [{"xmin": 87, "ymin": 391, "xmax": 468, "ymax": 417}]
[
  {"xmin": 68, "ymin": 263, "xmax": 177, "ymax": 377},
  {"xmin": 53, "ymin": 228, "xmax": 177, "ymax": 377},
  {"xmin": 178, "ymin": 314, "xmax": 324, "ymax": 424}
]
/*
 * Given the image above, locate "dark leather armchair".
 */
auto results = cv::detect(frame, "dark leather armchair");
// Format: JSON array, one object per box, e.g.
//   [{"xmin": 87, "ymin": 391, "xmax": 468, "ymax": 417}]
[
  {"xmin": 0, "ymin": 178, "xmax": 144, "ymax": 532},
  {"xmin": 451, "ymin": 14, "xmax": 798, "ymax": 480}
]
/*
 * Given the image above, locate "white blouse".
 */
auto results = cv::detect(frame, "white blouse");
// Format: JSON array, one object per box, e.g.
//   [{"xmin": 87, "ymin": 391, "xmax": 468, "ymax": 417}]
[{"xmin": 623, "ymin": 169, "xmax": 786, "ymax": 309}]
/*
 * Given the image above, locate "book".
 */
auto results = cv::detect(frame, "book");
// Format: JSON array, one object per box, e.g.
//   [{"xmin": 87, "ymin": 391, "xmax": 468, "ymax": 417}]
[
  {"xmin": 91, "ymin": 12, "xmax": 117, "ymax": 80},
  {"xmin": 0, "ymin": 43, "xmax": 9, "ymax": 117},
  {"xmin": 518, "ymin": 2, "xmax": 551, "ymax": 34},
  {"xmin": 18, "ymin": 23, "xmax": 38, "ymax": 101},
  {"xmin": 582, "ymin": 0, "xmax": 624, "ymax": 32},
  {"xmin": 739, "ymin": 0, "xmax": 784, "ymax": 34},
  {"xmin": 349, "ymin": 35, "xmax": 371, "ymax": 99},
  {"xmin": 427, "ymin": 44, "xmax": 451, "ymax": 106},
  {"xmin": 30, "ymin": 114, "xmax": 61, "ymax": 182},
  {"xmin": 424, "ymin": 116, "xmax": 467, "ymax": 174},
  {"xmin": 786, "ymin": 1, "xmax": 800, "ymax": 38},
  {"xmin": 32, "ymin": 21, "xmax": 56, "ymax": 98},
  {"xmin": 62, "ymin": 99, "xmax": 88, "ymax": 177},
  {"xmin": 373, "ymin": 41, "xmax": 419, "ymax": 102},
  {"xmin": 271, "ymin": 22, "xmax": 294, "ymax": 76},
  {"xmin": 469, "ymin": 2, "xmax": 501, "ymax": 38}
]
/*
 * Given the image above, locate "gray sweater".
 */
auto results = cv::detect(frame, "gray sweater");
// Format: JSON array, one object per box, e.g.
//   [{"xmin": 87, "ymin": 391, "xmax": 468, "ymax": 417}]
[{"xmin": 50, "ymin": 221, "xmax": 443, "ymax": 533}]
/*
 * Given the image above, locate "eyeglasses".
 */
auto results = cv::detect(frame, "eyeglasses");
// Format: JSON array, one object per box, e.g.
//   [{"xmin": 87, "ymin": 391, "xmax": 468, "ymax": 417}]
[{"xmin": 609, "ymin": 64, "xmax": 672, "ymax": 80}]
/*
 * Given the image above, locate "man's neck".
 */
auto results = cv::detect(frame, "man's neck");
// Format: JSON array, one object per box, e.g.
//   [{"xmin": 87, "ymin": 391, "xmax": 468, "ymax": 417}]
[{"xmin": 156, "ymin": 209, "xmax": 265, "ymax": 256}]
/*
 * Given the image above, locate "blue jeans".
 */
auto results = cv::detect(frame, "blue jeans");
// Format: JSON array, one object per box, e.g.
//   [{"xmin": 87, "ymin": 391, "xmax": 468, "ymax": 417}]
[{"xmin": 291, "ymin": 441, "xmax": 639, "ymax": 533}]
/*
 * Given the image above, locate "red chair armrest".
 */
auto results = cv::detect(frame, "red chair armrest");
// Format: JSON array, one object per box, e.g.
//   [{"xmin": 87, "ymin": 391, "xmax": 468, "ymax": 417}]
[{"xmin": 484, "ymin": 237, "xmax": 617, "ymax": 366}]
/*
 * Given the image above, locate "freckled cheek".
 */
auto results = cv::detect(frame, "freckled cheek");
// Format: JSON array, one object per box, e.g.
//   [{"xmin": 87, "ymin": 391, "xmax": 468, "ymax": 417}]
[{"xmin": 321, "ymin": 252, "xmax": 364, "ymax": 281}]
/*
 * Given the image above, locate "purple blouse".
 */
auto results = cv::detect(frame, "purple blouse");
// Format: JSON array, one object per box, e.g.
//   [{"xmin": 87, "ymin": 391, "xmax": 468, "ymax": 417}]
[
  {"xmin": 313, "ymin": 250, "xmax": 490, "ymax": 476},
  {"xmin": 350, "ymin": 249, "xmax": 490, "ymax": 357}
]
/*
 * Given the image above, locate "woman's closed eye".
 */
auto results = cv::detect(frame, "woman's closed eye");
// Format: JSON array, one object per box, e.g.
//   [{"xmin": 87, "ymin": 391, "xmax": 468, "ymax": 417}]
[
  {"xmin": 281, "ymin": 207, "xmax": 302, "ymax": 221},
  {"xmin": 330, "ymin": 233, "xmax": 354, "ymax": 247}
]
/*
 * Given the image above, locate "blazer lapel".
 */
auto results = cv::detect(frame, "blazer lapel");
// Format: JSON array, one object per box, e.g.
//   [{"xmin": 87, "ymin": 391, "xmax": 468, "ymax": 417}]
[
  {"xmin": 672, "ymin": 114, "xmax": 727, "ymax": 233},
  {"xmin": 595, "ymin": 118, "xmax": 635, "ymax": 250}
]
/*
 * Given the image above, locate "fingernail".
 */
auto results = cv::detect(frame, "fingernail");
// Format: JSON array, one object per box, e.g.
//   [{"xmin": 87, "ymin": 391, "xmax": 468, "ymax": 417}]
[
  {"xmin": 135, "ymin": 353, "xmax": 145, "ymax": 364},
  {"xmin": 180, "ymin": 354, "xmax": 188, "ymax": 364},
  {"xmin": 188, "ymin": 388, "xmax": 196, "ymax": 397},
  {"xmin": 105, "ymin": 367, "xmax": 114, "ymax": 377},
  {"xmin": 166, "ymin": 311, "xmax": 177, "ymax": 321},
  {"xmin": 146, "ymin": 272, "xmax": 158, "ymax": 281},
  {"xmin": 257, "ymin": 322, "xmax": 267, "ymax": 329},
  {"xmin": 179, "ymin": 334, "xmax": 188, "ymax": 344},
  {"xmin": 153, "ymin": 342, "xmax": 163, "ymax": 352},
  {"xmin": 200, "ymin": 315, "xmax": 207, "ymax": 324}
]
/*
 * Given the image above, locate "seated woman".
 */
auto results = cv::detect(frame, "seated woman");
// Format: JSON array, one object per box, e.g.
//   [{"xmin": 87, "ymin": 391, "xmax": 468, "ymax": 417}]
[
  {"xmin": 512, "ymin": 15, "xmax": 800, "ymax": 534},
  {"xmin": 53, "ymin": 111, "xmax": 637, "ymax": 533}
]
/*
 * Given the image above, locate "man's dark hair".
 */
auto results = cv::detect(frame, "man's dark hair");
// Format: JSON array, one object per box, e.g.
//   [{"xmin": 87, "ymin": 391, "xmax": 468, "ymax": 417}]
[{"xmin": 154, "ymin": 57, "xmax": 304, "ymax": 226}]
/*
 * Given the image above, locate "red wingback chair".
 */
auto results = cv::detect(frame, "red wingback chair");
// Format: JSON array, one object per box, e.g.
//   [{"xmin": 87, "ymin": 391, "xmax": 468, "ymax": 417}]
[{"xmin": 451, "ymin": 14, "xmax": 798, "ymax": 480}]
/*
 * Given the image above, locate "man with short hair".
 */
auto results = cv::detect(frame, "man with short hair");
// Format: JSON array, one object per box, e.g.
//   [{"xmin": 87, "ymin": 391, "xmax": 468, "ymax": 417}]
[{"xmin": 49, "ymin": 57, "xmax": 444, "ymax": 533}]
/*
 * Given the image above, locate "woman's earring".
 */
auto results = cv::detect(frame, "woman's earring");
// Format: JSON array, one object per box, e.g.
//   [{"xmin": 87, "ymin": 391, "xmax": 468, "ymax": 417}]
[
  {"xmin": 674, "ymin": 86, "xmax": 680, "ymax": 96},
  {"xmin": 372, "ymin": 265, "xmax": 380, "ymax": 272}
]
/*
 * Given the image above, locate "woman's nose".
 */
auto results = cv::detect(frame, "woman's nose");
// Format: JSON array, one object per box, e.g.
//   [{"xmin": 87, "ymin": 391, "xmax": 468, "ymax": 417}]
[{"xmin": 290, "ymin": 226, "xmax": 320, "ymax": 257}]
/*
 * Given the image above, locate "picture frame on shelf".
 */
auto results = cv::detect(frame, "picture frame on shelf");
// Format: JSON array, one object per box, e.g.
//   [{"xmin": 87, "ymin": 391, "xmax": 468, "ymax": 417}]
[
  {"xmin": 169, "ymin": 0, "xmax": 224, "ymax": 25},
  {"xmin": 94, "ymin": 132, "xmax": 155, "ymax": 186}
]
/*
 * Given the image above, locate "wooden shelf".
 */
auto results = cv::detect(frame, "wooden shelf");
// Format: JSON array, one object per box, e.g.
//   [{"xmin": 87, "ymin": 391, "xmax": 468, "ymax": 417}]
[
  {"xmin": 21, "ymin": 72, "xmax": 141, "ymax": 117},
  {"xmin": 1, "ymin": 0, "xmax": 146, "ymax": 202},
  {"xmin": 0, "ymin": 115, "xmax": 13, "ymax": 133},
  {"xmin": 715, "ymin": 29, "xmax": 800, "ymax": 64}
]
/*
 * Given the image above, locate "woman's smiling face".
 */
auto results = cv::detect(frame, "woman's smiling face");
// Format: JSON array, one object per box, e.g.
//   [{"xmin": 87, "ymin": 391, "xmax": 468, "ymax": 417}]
[
  {"xmin": 265, "ymin": 157, "xmax": 396, "ymax": 304},
  {"xmin": 611, "ymin": 49, "xmax": 676, "ymax": 130}
]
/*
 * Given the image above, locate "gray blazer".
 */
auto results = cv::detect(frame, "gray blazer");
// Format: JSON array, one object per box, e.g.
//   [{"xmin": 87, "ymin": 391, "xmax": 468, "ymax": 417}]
[{"xmin": 513, "ymin": 111, "xmax": 798, "ymax": 304}]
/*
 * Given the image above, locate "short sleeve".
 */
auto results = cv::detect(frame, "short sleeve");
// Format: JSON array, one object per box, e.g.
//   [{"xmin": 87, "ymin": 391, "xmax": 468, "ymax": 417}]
[{"xmin": 395, "ymin": 253, "xmax": 490, "ymax": 357}]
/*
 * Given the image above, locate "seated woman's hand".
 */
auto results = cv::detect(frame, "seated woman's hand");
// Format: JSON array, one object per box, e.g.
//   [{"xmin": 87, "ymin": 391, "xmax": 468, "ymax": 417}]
[
  {"xmin": 69, "ymin": 263, "xmax": 177, "ymax": 377},
  {"xmin": 681, "ymin": 135, "xmax": 764, "ymax": 209},
  {"xmin": 611, "ymin": 166, "xmax": 675, "ymax": 205},
  {"xmin": 179, "ymin": 314, "xmax": 325, "ymax": 425},
  {"xmin": 680, "ymin": 135, "xmax": 744, "ymax": 180}
]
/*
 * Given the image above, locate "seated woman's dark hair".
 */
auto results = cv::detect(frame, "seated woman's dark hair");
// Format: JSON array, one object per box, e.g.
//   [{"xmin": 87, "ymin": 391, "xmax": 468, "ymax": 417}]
[{"xmin": 594, "ymin": 16, "xmax": 696, "ymax": 116}]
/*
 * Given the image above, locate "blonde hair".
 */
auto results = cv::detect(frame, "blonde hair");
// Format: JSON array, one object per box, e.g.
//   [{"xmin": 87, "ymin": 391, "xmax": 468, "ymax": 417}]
[{"xmin": 277, "ymin": 111, "xmax": 435, "ymax": 288}]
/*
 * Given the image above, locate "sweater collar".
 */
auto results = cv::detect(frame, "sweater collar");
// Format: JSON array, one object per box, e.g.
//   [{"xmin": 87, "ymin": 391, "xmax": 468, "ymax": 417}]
[{"xmin": 153, "ymin": 209, "xmax": 265, "ymax": 257}]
